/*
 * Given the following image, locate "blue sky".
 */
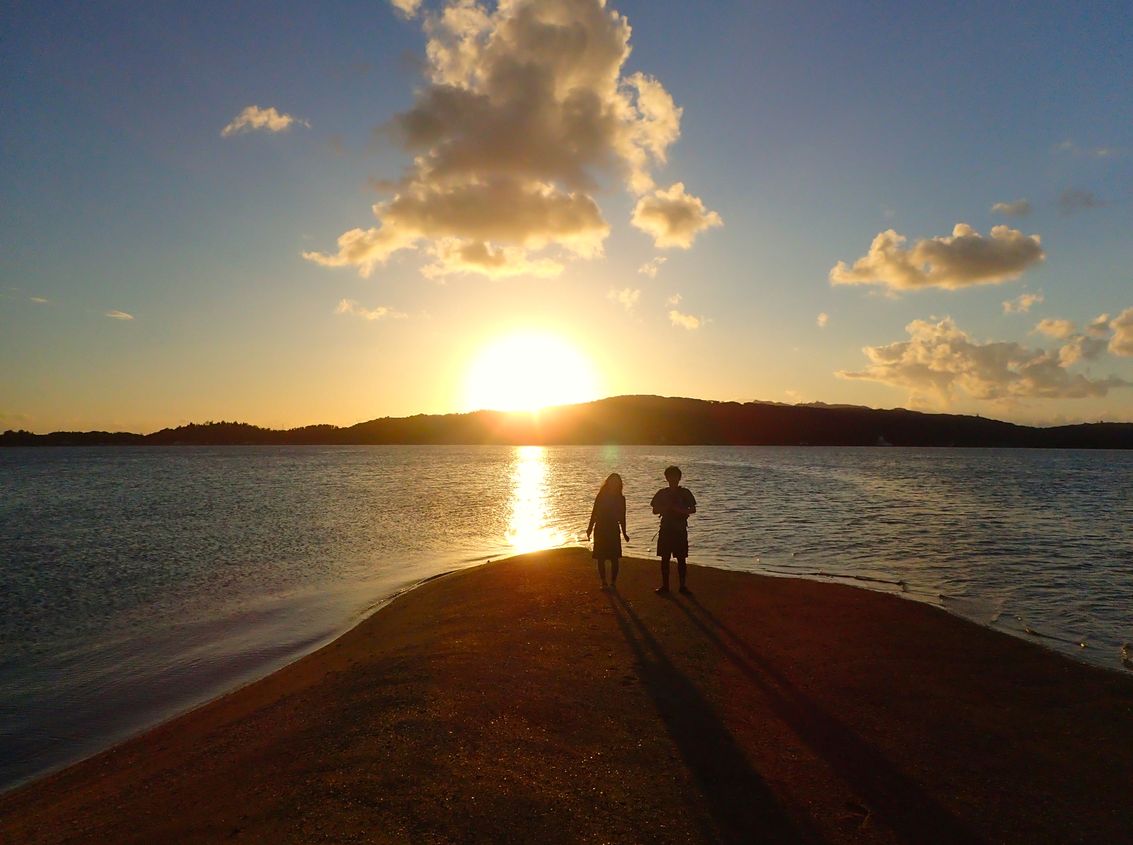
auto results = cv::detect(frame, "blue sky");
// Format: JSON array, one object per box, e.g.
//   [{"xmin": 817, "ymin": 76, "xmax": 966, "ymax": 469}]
[{"xmin": 2, "ymin": 1, "xmax": 1131, "ymax": 432}]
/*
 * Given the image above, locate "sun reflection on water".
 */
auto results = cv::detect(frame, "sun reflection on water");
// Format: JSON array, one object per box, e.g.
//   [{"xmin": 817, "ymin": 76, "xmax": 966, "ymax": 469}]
[{"xmin": 506, "ymin": 446, "xmax": 568, "ymax": 552}]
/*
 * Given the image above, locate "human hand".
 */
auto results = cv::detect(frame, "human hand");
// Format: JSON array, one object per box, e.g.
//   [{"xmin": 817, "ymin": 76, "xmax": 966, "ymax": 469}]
[
  {"xmin": 623, "ymin": 532, "xmax": 630, "ymax": 542},
  {"xmin": 586, "ymin": 530, "xmax": 592, "ymax": 540}
]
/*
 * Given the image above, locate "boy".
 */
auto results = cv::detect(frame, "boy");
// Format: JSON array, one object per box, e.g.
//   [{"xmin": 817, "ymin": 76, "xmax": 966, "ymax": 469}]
[{"xmin": 650, "ymin": 465, "xmax": 697, "ymax": 594}]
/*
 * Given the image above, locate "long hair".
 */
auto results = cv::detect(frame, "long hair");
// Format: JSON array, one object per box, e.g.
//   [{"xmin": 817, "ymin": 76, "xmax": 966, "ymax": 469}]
[{"xmin": 596, "ymin": 472, "xmax": 623, "ymax": 501}]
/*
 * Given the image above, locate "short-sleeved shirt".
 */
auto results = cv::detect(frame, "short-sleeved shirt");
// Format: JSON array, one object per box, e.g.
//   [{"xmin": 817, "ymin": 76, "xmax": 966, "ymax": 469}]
[{"xmin": 651, "ymin": 486, "xmax": 696, "ymax": 528}]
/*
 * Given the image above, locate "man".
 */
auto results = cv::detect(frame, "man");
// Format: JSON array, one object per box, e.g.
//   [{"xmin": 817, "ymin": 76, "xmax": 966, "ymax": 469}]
[{"xmin": 650, "ymin": 465, "xmax": 696, "ymax": 594}]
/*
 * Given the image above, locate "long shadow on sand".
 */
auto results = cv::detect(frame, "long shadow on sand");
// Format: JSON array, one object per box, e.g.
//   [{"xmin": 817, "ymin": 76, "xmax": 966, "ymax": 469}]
[
  {"xmin": 676, "ymin": 594, "xmax": 984, "ymax": 844},
  {"xmin": 607, "ymin": 592, "xmax": 816, "ymax": 844}
]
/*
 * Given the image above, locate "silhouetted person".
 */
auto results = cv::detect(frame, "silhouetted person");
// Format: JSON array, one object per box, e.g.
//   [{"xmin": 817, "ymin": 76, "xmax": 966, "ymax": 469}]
[
  {"xmin": 587, "ymin": 473, "xmax": 629, "ymax": 590},
  {"xmin": 651, "ymin": 465, "xmax": 696, "ymax": 594}
]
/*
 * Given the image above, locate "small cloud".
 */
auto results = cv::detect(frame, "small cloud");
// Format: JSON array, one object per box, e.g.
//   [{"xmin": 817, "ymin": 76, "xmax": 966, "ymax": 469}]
[
  {"xmin": 638, "ymin": 256, "xmax": 668, "ymax": 278},
  {"xmin": 389, "ymin": 0, "xmax": 423, "ymax": 17},
  {"xmin": 29, "ymin": 296, "xmax": 50, "ymax": 304},
  {"xmin": 666, "ymin": 293, "xmax": 682, "ymax": 306},
  {"xmin": 1033, "ymin": 318, "xmax": 1076, "ymax": 339},
  {"xmin": 784, "ymin": 389, "xmax": 802, "ymax": 402},
  {"xmin": 1086, "ymin": 313, "xmax": 1111, "ymax": 338},
  {"xmin": 104, "ymin": 310, "xmax": 134, "ymax": 320},
  {"xmin": 607, "ymin": 288, "xmax": 641, "ymax": 312},
  {"xmin": 1054, "ymin": 140, "xmax": 1123, "ymax": 159},
  {"xmin": 631, "ymin": 182, "xmax": 723, "ymax": 249},
  {"xmin": 830, "ymin": 224, "xmax": 1044, "ymax": 292},
  {"xmin": 1058, "ymin": 188, "xmax": 1105, "ymax": 215},
  {"xmin": 1003, "ymin": 292, "xmax": 1043, "ymax": 314},
  {"xmin": 221, "ymin": 105, "xmax": 310, "ymax": 138},
  {"xmin": 1111, "ymin": 308, "xmax": 1133, "ymax": 357},
  {"xmin": 335, "ymin": 299, "xmax": 406, "ymax": 321},
  {"xmin": 991, "ymin": 199, "xmax": 1031, "ymax": 217},
  {"xmin": 816, "ymin": 312, "xmax": 829, "ymax": 328},
  {"xmin": 669, "ymin": 309, "xmax": 705, "ymax": 330}
]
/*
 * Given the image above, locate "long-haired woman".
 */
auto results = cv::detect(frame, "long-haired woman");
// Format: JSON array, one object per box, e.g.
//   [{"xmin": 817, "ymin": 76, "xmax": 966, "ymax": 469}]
[{"xmin": 587, "ymin": 473, "xmax": 629, "ymax": 589}]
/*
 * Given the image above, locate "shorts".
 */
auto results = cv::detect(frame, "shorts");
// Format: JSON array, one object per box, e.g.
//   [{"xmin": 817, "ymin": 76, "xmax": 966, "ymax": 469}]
[{"xmin": 657, "ymin": 523, "xmax": 688, "ymax": 559}]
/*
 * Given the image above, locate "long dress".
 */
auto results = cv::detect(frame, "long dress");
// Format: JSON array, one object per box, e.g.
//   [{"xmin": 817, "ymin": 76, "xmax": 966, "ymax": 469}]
[{"xmin": 590, "ymin": 493, "xmax": 625, "ymax": 561}]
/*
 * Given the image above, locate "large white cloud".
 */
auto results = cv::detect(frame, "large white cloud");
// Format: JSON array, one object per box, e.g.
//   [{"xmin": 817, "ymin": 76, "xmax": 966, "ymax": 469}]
[
  {"xmin": 305, "ymin": 0, "xmax": 719, "ymax": 279},
  {"xmin": 830, "ymin": 224, "xmax": 1044, "ymax": 291},
  {"xmin": 838, "ymin": 318, "xmax": 1127, "ymax": 403},
  {"xmin": 221, "ymin": 105, "xmax": 309, "ymax": 137}
]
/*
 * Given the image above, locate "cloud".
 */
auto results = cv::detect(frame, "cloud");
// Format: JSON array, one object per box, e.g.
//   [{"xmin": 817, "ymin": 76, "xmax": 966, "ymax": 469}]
[
  {"xmin": 631, "ymin": 182, "xmax": 723, "ymax": 249},
  {"xmin": 389, "ymin": 0, "xmax": 423, "ymax": 17},
  {"xmin": 1033, "ymin": 318, "xmax": 1076, "ymax": 339},
  {"xmin": 1058, "ymin": 188, "xmax": 1105, "ymax": 215},
  {"xmin": 669, "ymin": 309, "xmax": 705, "ymax": 330},
  {"xmin": 1054, "ymin": 140, "xmax": 1123, "ymax": 159},
  {"xmin": 991, "ymin": 199, "xmax": 1031, "ymax": 217},
  {"xmin": 666, "ymin": 293, "xmax": 682, "ymax": 306},
  {"xmin": 838, "ymin": 317, "xmax": 1127, "ymax": 403},
  {"xmin": 1086, "ymin": 313, "xmax": 1111, "ymax": 338},
  {"xmin": 816, "ymin": 312, "xmax": 829, "ymax": 328},
  {"xmin": 607, "ymin": 287, "xmax": 641, "ymax": 312},
  {"xmin": 221, "ymin": 105, "xmax": 309, "ymax": 137},
  {"xmin": 29, "ymin": 296, "xmax": 49, "ymax": 304},
  {"xmin": 335, "ymin": 299, "xmax": 407, "ymax": 320},
  {"xmin": 1002, "ymin": 292, "xmax": 1043, "ymax": 314},
  {"xmin": 830, "ymin": 224, "xmax": 1044, "ymax": 292},
  {"xmin": 638, "ymin": 256, "xmax": 667, "ymax": 278},
  {"xmin": 104, "ymin": 310, "xmax": 134, "ymax": 320},
  {"xmin": 304, "ymin": 0, "xmax": 718, "ymax": 279},
  {"xmin": 1110, "ymin": 308, "xmax": 1133, "ymax": 357},
  {"xmin": 1057, "ymin": 334, "xmax": 1108, "ymax": 366}
]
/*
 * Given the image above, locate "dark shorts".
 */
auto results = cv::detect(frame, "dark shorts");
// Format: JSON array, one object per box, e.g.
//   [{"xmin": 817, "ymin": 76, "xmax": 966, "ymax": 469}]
[{"xmin": 657, "ymin": 523, "xmax": 688, "ymax": 559}]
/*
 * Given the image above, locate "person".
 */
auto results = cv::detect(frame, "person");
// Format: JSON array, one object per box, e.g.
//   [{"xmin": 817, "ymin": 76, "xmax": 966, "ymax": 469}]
[
  {"xmin": 650, "ymin": 465, "xmax": 696, "ymax": 594},
  {"xmin": 586, "ymin": 473, "xmax": 629, "ymax": 590}
]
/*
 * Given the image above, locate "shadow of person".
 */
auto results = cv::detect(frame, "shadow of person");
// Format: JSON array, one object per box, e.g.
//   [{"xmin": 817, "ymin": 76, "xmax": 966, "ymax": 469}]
[
  {"xmin": 676, "ymin": 594, "xmax": 984, "ymax": 844},
  {"xmin": 607, "ymin": 592, "xmax": 816, "ymax": 844}
]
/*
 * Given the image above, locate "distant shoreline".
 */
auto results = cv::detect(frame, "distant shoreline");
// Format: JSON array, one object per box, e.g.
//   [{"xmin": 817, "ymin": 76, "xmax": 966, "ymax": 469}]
[
  {"xmin": 3, "ymin": 549, "xmax": 1132, "ymax": 842},
  {"xmin": 4, "ymin": 395, "xmax": 1132, "ymax": 448}
]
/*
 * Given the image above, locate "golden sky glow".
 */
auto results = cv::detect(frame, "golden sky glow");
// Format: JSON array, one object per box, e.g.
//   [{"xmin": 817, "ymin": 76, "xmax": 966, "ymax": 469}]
[{"xmin": 463, "ymin": 332, "xmax": 601, "ymax": 413}]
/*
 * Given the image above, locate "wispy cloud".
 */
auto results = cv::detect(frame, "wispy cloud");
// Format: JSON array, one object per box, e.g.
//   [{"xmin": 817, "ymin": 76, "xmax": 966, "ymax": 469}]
[
  {"xmin": 304, "ymin": 0, "xmax": 719, "ymax": 279},
  {"xmin": 830, "ymin": 224, "xmax": 1044, "ymax": 292},
  {"xmin": 335, "ymin": 299, "xmax": 406, "ymax": 321},
  {"xmin": 669, "ymin": 309, "xmax": 705, "ymax": 330},
  {"xmin": 1058, "ymin": 188, "xmax": 1106, "ymax": 215},
  {"xmin": 991, "ymin": 199, "xmax": 1031, "ymax": 217},
  {"xmin": 638, "ymin": 256, "xmax": 668, "ymax": 278},
  {"xmin": 389, "ymin": 0, "xmax": 423, "ymax": 17},
  {"xmin": 1054, "ymin": 140, "xmax": 1123, "ymax": 159},
  {"xmin": 104, "ymin": 310, "xmax": 134, "ymax": 320},
  {"xmin": 1003, "ymin": 292, "xmax": 1043, "ymax": 314},
  {"xmin": 816, "ymin": 312, "xmax": 829, "ymax": 328},
  {"xmin": 607, "ymin": 288, "xmax": 641, "ymax": 312},
  {"xmin": 221, "ymin": 105, "xmax": 310, "ymax": 138},
  {"xmin": 29, "ymin": 296, "xmax": 50, "ymax": 304}
]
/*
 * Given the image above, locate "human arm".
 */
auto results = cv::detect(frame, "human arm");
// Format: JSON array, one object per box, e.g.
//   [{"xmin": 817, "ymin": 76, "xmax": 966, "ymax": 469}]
[
  {"xmin": 586, "ymin": 500, "xmax": 596, "ymax": 539},
  {"xmin": 620, "ymin": 496, "xmax": 629, "ymax": 541}
]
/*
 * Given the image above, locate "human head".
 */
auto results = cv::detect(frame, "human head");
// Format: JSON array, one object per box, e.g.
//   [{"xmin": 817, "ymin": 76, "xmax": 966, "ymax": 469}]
[
  {"xmin": 664, "ymin": 465, "xmax": 682, "ymax": 487},
  {"xmin": 601, "ymin": 473, "xmax": 623, "ymax": 497}
]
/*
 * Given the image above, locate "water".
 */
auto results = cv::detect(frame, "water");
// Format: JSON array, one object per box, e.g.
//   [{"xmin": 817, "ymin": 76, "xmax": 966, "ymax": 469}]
[{"xmin": 2, "ymin": 445, "xmax": 1131, "ymax": 790}]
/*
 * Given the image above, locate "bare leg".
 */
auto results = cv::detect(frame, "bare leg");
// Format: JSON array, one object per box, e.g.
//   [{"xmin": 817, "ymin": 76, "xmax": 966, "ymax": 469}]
[
  {"xmin": 677, "ymin": 557, "xmax": 688, "ymax": 592},
  {"xmin": 597, "ymin": 559, "xmax": 608, "ymax": 586},
  {"xmin": 657, "ymin": 554, "xmax": 671, "ymax": 593}
]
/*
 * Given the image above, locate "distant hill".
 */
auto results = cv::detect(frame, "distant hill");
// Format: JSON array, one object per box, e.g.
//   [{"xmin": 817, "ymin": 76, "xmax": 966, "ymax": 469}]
[{"xmin": 3, "ymin": 395, "xmax": 1132, "ymax": 448}]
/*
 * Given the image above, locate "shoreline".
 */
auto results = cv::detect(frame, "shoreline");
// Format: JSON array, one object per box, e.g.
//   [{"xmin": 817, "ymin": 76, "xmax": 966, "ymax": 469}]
[{"xmin": 3, "ymin": 548, "xmax": 1132, "ymax": 843}]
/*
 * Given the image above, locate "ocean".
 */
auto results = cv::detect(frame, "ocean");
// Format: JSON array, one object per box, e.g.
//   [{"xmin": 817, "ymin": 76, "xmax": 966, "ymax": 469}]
[{"xmin": 2, "ymin": 444, "xmax": 1131, "ymax": 791}]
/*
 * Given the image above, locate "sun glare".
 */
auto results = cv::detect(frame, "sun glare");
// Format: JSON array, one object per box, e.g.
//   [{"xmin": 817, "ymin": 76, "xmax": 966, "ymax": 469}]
[{"xmin": 464, "ymin": 332, "xmax": 600, "ymax": 413}]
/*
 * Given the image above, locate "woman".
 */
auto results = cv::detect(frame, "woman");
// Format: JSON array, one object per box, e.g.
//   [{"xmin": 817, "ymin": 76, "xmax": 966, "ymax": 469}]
[{"xmin": 586, "ymin": 473, "xmax": 630, "ymax": 589}]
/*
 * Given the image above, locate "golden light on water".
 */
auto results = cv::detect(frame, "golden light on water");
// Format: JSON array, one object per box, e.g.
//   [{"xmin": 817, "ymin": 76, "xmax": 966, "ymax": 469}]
[
  {"xmin": 463, "ymin": 331, "xmax": 600, "ymax": 413},
  {"xmin": 505, "ymin": 446, "xmax": 568, "ymax": 552}
]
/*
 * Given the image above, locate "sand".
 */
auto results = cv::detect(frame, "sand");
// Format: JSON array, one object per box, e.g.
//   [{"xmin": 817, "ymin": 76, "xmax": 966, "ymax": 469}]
[{"xmin": 2, "ymin": 548, "xmax": 1132, "ymax": 843}]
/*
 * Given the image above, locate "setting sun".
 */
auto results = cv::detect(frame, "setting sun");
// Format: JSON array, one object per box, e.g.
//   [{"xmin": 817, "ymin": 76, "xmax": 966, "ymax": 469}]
[{"xmin": 463, "ymin": 332, "xmax": 601, "ymax": 412}]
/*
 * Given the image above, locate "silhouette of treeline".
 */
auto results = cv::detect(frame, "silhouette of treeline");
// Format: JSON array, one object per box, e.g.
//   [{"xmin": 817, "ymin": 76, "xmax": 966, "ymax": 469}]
[{"xmin": 3, "ymin": 396, "xmax": 1132, "ymax": 448}]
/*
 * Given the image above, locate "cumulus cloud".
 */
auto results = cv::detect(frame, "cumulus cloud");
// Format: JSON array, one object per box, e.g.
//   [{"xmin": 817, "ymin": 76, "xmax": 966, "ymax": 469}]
[
  {"xmin": 1086, "ymin": 314, "xmax": 1111, "ymax": 338},
  {"xmin": 816, "ymin": 312, "xmax": 829, "ymax": 328},
  {"xmin": 1033, "ymin": 318, "xmax": 1076, "ymax": 339},
  {"xmin": 830, "ymin": 224, "xmax": 1045, "ymax": 292},
  {"xmin": 389, "ymin": 0, "xmax": 423, "ymax": 17},
  {"xmin": 669, "ymin": 309, "xmax": 705, "ymax": 330},
  {"xmin": 1057, "ymin": 334, "xmax": 1108, "ymax": 366},
  {"xmin": 1003, "ymin": 292, "xmax": 1043, "ymax": 314},
  {"xmin": 631, "ymin": 182, "xmax": 723, "ymax": 249},
  {"xmin": 105, "ymin": 310, "xmax": 134, "ymax": 320},
  {"xmin": 991, "ymin": 199, "xmax": 1031, "ymax": 217},
  {"xmin": 638, "ymin": 256, "xmax": 667, "ymax": 277},
  {"xmin": 335, "ymin": 299, "xmax": 407, "ymax": 320},
  {"xmin": 221, "ymin": 105, "xmax": 309, "ymax": 137},
  {"xmin": 1110, "ymin": 308, "xmax": 1133, "ymax": 357},
  {"xmin": 838, "ymin": 317, "xmax": 1127, "ymax": 404},
  {"xmin": 607, "ymin": 287, "xmax": 640, "ymax": 311},
  {"xmin": 1058, "ymin": 189, "xmax": 1105, "ymax": 215},
  {"xmin": 304, "ymin": 0, "xmax": 719, "ymax": 279}
]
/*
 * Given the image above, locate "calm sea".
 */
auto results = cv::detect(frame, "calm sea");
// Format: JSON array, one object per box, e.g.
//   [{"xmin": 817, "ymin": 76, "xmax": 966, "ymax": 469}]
[{"xmin": 2, "ymin": 445, "xmax": 1131, "ymax": 790}]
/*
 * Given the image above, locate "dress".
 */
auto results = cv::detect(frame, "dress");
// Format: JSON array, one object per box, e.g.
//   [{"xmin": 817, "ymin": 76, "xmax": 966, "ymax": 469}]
[
  {"xmin": 590, "ymin": 493, "xmax": 626, "ymax": 560},
  {"xmin": 651, "ymin": 486, "xmax": 696, "ymax": 558}
]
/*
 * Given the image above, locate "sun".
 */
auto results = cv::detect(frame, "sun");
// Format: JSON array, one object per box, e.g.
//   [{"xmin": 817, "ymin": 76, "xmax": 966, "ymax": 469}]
[{"xmin": 463, "ymin": 332, "xmax": 601, "ymax": 412}]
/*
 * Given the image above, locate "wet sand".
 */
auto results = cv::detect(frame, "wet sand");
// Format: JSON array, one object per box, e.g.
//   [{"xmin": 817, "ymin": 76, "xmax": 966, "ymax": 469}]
[{"xmin": 3, "ymin": 547, "xmax": 1132, "ymax": 843}]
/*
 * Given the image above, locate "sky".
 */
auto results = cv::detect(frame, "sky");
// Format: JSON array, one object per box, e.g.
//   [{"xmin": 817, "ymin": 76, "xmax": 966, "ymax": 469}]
[{"xmin": 2, "ymin": 0, "xmax": 1132, "ymax": 433}]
